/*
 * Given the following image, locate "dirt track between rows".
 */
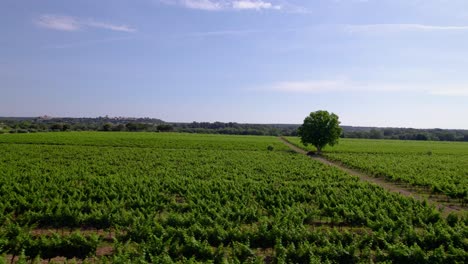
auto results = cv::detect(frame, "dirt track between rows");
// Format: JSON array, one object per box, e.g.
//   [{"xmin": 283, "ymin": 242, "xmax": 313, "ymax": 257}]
[{"xmin": 279, "ymin": 137, "xmax": 465, "ymax": 216}]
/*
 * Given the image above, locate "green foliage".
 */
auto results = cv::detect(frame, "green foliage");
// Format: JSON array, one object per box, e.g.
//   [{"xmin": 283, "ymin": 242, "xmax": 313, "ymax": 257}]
[
  {"xmin": 286, "ymin": 137, "xmax": 468, "ymax": 200},
  {"xmin": 446, "ymin": 213, "xmax": 459, "ymax": 227},
  {"xmin": 0, "ymin": 226, "xmax": 99, "ymax": 260},
  {"xmin": 0, "ymin": 132, "xmax": 467, "ymax": 263},
  {"xmin": 298, "ymin": 110, "xmax": 342, "ymax": 153},
  {"xmin": 157, "ymin": 124, "xmax": 174, "ymax": 132}
]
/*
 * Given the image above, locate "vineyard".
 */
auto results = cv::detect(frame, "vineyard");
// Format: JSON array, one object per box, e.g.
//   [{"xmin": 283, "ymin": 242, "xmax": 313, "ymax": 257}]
[
  {"xmin": 0, "ymin": 132, "xmax": 467, "ymax": 263},
  {"xmin": 285, "ymin": 137, "xmax": 468, "ymax": 203}
]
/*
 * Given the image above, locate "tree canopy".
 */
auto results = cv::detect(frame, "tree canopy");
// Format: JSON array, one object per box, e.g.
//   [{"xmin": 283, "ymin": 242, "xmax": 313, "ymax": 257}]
[{"xmin": 297, "ymin": 110, "xmax": 342, "ymax": 153}]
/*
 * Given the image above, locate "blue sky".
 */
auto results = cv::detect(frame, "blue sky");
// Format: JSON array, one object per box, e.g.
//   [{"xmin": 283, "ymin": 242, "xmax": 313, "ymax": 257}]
[{"xmin": 1, "ymin": 0, "xmax": 468, "ymax": 128}]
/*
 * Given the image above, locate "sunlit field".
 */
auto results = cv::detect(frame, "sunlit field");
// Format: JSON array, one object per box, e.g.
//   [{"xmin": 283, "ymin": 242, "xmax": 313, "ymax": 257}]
[{"xmin": 0, "ymin": 132, "xmax": 467, "ymax": 262}]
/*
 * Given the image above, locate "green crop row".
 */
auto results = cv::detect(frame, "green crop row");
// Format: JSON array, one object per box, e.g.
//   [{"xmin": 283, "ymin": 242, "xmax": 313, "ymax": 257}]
[
  {"xmin": 0, "ymin": 133, "xmax": 467, "ymax": 263},
  {"xmin": 285, "ymin": 137, "xmax": 468, "ymax": 155},
  {"xmin": 286, "ymin": 137, "xmax": 468, "ymax": 199},
  {"xmin": 0, "ymin": 132, "xmax": 289, "ymax": 151}
]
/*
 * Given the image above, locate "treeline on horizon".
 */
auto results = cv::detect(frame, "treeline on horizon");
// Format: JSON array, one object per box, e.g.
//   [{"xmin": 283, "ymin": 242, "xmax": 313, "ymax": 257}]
[{"xmin": 1, "ymin": 116, "xmax": 468, "ymax": 142}]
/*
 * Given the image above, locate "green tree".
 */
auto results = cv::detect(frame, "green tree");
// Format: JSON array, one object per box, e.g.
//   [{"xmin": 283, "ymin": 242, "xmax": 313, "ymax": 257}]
[
  {"xmin": 157, "ymin": 124, "xmax": 174, "ymax": 132},
  {"xmin": 297, "ymin": 110, "xmax": 342, "ymax": 154},
  {"xmin": 369, "ymin": 129, "xmax": 384, "ymax": 139},
  {"xmin": 102, "ymin": 123, "xmax": 113, "ymax": 131}
]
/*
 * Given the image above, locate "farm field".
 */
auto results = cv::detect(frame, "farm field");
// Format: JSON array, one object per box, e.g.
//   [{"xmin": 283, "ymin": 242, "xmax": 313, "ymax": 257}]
[
  {"xmin": 0, "ymin": 133, "xmax": 467, "ymax": 263},
  {"xmin": 285, "ymin": 137, "xmax": 468, "ymax": 205}
]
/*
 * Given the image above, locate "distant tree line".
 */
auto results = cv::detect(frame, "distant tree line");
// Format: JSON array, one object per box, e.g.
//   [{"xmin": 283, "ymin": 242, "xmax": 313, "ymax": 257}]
[
  {"xmin": 0, "ymin": 117, "xmax": 169, "ymax": 133},
  {"xmin": 171, "ymin": 122, "xmax": 298, "ymax": 136},
  {"xmin": 343, "ymin": 127, "xmax": 468, "ymax": 142},
  {"xmin": 1, "ymin": 117, "xmax": 467, "ymax": 142},
  {"xmin": 0, "ymin": 118, "xmax": 297, "ymax": 136}
]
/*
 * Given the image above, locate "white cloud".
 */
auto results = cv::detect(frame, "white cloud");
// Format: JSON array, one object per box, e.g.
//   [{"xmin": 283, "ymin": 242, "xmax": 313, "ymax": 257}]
[
  {"xmin": 428, "ymin": 87, "xmax": 468, "ymax": 96},
  {"xmin": 35, "ymin": 14, "xmax": 136, "ymax": 32},
  {"xmin": 270, "ymin": 79, "xmax": 408, "ymax": 93},
  {"xmin": 160, "ymin": 0, "xmax": 282, "ymax": 11},
  {"xmin": 266, "ymin": 79, "xmax": 468, "ymax": 96},
  {"xmin": 183, "ymin": 29, "xmax": 261, "ymax": 37},
  {"xmin": 180, "ymin": 0, "xmax": 223, "ymax": 10},
  {"xmin": 272, "ymin": 80, "xmax": 352, "ymax": 93},
  {"xmin": 232, "ymin": 1, "xmax": 281, "ymax": 10},
  {"xmin": 84, "ymin": 20, "xmax": 136, "ymax": 32},
  {"xmin": 36, "ymin": 15, "xmax": 81, "ymax": 31},
  {"xmin": 346, "ymin": 23, "xmax": 468, "ymax": 34},
  {"xmin": 43, "ymin": 36, "xmax": 135, "ymax": 49}
]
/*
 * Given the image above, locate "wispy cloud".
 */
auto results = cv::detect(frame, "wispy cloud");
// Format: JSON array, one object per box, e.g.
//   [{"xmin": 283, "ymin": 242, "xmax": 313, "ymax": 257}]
[
  {"xmin": 84, "ymin": 21, "xmax": 136, "ymax": 32},
  {"xmin": 182, "ymin": 29, "xmax": 262, "ymax": 37},
  {"xmin": 178, "ymin": 0, "xmax": 223, "ymax": 10},
  {"xmin": 43, "ymin": 37, "xmax": 135, "ymax": 49},
  {"xmin": 428, "ymin": 87, "xmax": 468, "ymax": 96},
  {"xmin": 232, "ymin": 1, "xmax": 281, "ymax": 10},
  {"xmin": 178, "ymin": 23, "xmax": 468, "ymax": 39},
  {"xmin": 35, "ymin": 15, "xmax": 81, "ymax": 31},
  {"xmin": 159, "ymin": 0, "xmax": 283, "ymax": 11},
  {"xmin": 269, "ymin": 79, "xmax": 404, "ymax": 93},
  {"xmin": 265, "ymin": 79, "xmax": 468, "ymax": 96},
  {"xmin": 346, "ymin": 23, "xmax": 468, "ymax": 34},
  {"xmin": 35, "ymin": 14, "xmax": 136, "ymax": 32}
]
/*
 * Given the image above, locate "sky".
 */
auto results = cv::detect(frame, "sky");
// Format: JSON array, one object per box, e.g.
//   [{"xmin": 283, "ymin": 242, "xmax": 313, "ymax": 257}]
[{"xmin": 1, "ymin": 0, "xmax": 468, "ymax": 129}]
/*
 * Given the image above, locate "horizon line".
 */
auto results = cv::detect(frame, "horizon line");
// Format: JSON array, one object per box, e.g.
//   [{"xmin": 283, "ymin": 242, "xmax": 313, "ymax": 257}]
[{"xmin": 1, "ymin": 115, "xmax": 467, "ymax": 131}]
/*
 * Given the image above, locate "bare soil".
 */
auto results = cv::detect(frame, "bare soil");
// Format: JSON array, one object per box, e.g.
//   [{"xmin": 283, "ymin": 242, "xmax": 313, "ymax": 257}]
[{"xmin": 30, "ymin": 227, "xmax": 120, "ymax": 242}]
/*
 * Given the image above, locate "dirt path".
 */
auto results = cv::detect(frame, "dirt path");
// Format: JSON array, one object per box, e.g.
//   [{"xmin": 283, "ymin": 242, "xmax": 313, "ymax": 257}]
[{"xmin": 279, "ymin": 137, "xmax": 465, "ymax": 216}]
